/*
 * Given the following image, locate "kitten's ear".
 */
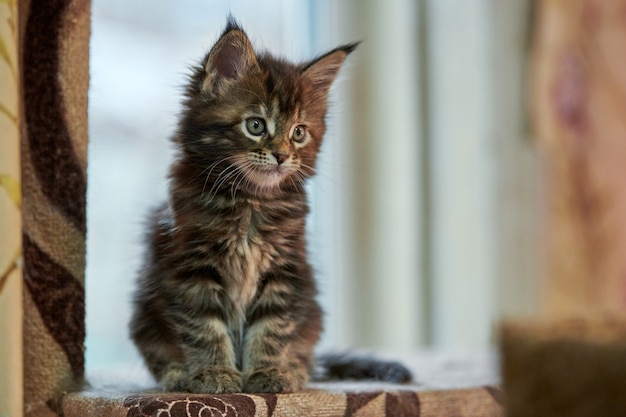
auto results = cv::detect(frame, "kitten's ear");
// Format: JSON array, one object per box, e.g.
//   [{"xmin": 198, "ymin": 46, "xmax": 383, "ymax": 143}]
[
  {"xmin": 302, "ymin": 43, "xmax": 359, "ymax": 95},
  {"xmin": 203, "ymin": 20, "xmax": 259, "ymax": 95}
]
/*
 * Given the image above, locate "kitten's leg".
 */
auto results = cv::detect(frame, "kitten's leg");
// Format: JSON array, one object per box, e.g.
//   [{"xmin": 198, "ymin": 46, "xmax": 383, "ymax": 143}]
[
  {"xmin": 242, "ymin": 318, "xmax": 312, "ymax": 393},
  {"xmin": 130, "ymin": 300, "xmax": 215, "ymax": 392},
  {"xmin": 130, "ymin": 291, "xmax": 191, "ymax": 391},
  {"xmin": 171, "ymin": 305, "xmax": 242, "ymax": 393},
  {"xmin": 242, "ymin": 274, "xmax": 321, "ymax": 393},
  {"xmin": 136, "ymin": 303, "xmax": 241, "ymax": 393}
]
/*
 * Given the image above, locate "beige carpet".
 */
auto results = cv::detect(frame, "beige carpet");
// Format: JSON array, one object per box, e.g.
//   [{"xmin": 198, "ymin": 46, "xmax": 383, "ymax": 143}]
[{"xmin": 64, "ymin": 351, "xmax": 501, "ymax": 417}]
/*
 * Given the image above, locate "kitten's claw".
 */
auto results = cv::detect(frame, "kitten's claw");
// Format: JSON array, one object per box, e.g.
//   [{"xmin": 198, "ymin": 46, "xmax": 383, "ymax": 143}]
[
  {"xmin": 188, "ymin": 367, "xmax": 243, "ymax": 394},
  {"xmin": 243, "ymin": 367, "xmax": 306, "ymax": 393}
]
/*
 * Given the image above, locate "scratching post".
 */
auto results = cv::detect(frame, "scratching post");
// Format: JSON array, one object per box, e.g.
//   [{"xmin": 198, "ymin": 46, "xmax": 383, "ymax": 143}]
[
  {"xmin": 503, "ymin": 0, "xmax": 626, "ymax": 415},
  {"xmin": 532, "ymin": 0, "xmax": 626, "ymax": 315},
  {"xmin": 19, "ymin": 0, "xmax": 90, "ymax": 415},
  {"xmin": 502, "ymin": 317, "xmax": 626, "ymax": 417}
]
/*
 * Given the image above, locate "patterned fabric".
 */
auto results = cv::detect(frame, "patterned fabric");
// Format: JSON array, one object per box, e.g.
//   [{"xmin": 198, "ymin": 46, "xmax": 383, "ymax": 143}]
[
  {"xmin": 0, "ymin": 1, "xmax": 23, "ymax": 416},
  {"xmin": 61, "ymin": 387, "xmax": 502, "ymax": 417},
  {"xmin": 19, "ymin": 0, "xmax": 90, "ymax": 415}
]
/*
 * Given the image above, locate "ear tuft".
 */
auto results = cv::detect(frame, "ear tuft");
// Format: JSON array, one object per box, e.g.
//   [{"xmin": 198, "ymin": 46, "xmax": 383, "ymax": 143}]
[
  {"xmin": 302, "ymin": 43, "xmax": 359, "ymax": 95},
  {"xmin": 203, "ymin": 18, "xmax": 259, "ymax": 95},
  {"xmin": 223, "ymin": 14, "xmax": 245, "ymax": 35}
]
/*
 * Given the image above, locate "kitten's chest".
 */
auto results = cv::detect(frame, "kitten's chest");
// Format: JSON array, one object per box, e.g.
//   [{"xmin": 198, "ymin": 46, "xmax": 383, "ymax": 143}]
[{"xmin": 217, "ymin": 205, "xmax": 277, "ymax": 307}]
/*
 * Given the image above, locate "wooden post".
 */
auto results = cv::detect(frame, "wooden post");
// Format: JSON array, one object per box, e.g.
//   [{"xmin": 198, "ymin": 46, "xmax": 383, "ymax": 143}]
[{"xmin": 0, "ymin": 2, "xmax": 23, "ymax": 416}]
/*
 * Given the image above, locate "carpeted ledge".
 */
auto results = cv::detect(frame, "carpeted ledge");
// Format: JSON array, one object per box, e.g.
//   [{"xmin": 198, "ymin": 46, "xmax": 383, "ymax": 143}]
[
  {"xmin": 61, "ymin": 352, "xmax": 502, "ymax": 417},
  {"xmin": 62, "ymin": 386, "xmax": 501, "ymax": 417}
]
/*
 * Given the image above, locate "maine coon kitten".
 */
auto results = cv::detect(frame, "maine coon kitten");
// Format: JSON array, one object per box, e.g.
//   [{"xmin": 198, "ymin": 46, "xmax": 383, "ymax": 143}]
[{"xmin": 130, "ymin": 18, "xmax": 411, "ymax": 394}]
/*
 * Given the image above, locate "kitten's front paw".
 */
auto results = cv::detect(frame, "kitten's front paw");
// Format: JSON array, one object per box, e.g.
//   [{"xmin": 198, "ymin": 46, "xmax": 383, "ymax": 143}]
[
  {"xmin": 188, "ymin": 367, "xmax": 242, "ymax": 394},
  {"xmin": 243, "ymin": 367, "xmax": 307, "ymax": 393},
  {"xmin": 161, "ymin": 364, "xmax": 190, "ymax": 392}
]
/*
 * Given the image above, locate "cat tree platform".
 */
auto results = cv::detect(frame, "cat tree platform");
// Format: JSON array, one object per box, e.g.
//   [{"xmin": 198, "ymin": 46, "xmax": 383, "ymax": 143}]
[
  {"xmin": 62, "ymin": 387, "xmax": 500, "ymax": 417},
  {"xmin": 60, "ymin": 352, "xmax": 502, "ymax": 417}
]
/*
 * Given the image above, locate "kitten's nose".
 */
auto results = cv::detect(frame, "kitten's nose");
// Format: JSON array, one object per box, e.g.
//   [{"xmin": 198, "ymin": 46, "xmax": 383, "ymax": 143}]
[{"xmin": 273, "ymin": 152, "xmax": 289, "ymax": 165}]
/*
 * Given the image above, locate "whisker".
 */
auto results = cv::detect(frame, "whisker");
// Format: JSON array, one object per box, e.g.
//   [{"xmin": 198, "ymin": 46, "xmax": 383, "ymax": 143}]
[
  {"xmin": 231, "ymin": 170, "xmax": 248, "ymax": 202},
  {"xmin": 207, "ymin": 164, "xmax": 240, "ymax": 200},
  {"xmin": 199, "ymin": 157, "xmax": 234, "ymax": 200},
  {"xmin": 188, "ymin": 156, "xmax": 231, "ymax": 185}
]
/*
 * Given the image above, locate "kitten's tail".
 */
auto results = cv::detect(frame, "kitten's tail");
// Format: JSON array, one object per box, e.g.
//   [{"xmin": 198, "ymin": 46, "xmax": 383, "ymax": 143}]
[{"xmin": 313, "ymin": 353, "xmax": 413, "ymax": 383}]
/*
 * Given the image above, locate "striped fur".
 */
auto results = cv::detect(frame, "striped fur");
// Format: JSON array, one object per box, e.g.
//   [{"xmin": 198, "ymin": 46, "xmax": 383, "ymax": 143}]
[{"xmin": 131, "ymin": 20, "xmax": 408, "ymax": 394}]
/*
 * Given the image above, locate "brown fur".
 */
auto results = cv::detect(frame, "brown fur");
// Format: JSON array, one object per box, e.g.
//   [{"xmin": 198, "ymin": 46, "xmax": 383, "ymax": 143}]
[{"xmin": 130, "ymin": 19, "xmax": 410, "ymax": 394}]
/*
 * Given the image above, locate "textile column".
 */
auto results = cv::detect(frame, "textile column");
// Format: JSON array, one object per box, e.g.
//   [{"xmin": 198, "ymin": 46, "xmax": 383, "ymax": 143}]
[
  {"xmin": 0, "ymin": 2, "xmax": 23, "ymax": 417},
  {"xmin": 19, "ymin": 0, "xmax": 90, "ymax": 415},
  {"xmin": 502, "ymin": 1, "xmax": 626, "ymax": 414},
  {"xmin": 533, "ymin": 0, "xmax": 626, "ymax": 314}
]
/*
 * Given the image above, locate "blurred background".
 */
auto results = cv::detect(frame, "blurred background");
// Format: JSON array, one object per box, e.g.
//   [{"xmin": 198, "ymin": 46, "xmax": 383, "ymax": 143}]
[{"xmin": 87, "ymin": 0, "xmax": 541, "ymax": 373}]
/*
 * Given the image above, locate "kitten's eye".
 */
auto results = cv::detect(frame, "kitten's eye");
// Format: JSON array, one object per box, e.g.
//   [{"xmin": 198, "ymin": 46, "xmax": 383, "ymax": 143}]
[
  {"xmin": 245, "ymin": 117, "xmax": 266, "ymax": 136},
  {"xmin": 292, "ymin": 125, "xmax": 307, "ymax": 143}
]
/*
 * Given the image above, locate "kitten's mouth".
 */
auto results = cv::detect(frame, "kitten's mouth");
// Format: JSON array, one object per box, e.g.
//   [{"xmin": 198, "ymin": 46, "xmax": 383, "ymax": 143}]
[
  {"xmin": 245, "ymin": 164, "xmax": 289, "ymax": 189},
  {"xmin": 256, "ymin": 165, "xmax": 284, "ymax": 175}
]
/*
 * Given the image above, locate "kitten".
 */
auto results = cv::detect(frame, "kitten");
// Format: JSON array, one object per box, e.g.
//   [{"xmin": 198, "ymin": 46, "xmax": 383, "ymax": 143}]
[{"xmin": 130, "ymin": 18, "xmax": 411, "ymax": 394}]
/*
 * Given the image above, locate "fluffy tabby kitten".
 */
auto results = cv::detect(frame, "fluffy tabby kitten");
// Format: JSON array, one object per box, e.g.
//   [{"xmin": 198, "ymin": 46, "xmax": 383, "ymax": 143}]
[{"xmin": 130, "ymin": 18, "xmax": 411, "ymax": 394}]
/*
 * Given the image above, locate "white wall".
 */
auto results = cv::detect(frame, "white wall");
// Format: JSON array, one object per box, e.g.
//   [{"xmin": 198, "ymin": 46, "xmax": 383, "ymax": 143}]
[
  {"xmin": 427, "ymin": 0, "xmax": 497, "ymax": 348},
  {"xmin": 327, "ymin": 0, "xmax": 536, "ymax": 350},
  {"xmin": 330, "ymin": 0, "xmax": 426, "ymax": 350}
]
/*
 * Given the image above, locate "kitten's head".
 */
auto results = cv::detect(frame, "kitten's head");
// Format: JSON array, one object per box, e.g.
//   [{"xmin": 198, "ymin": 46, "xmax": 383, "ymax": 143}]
[{"xmin": 176, "ymin": 18, "xmax": 356, "ymax": 197}]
